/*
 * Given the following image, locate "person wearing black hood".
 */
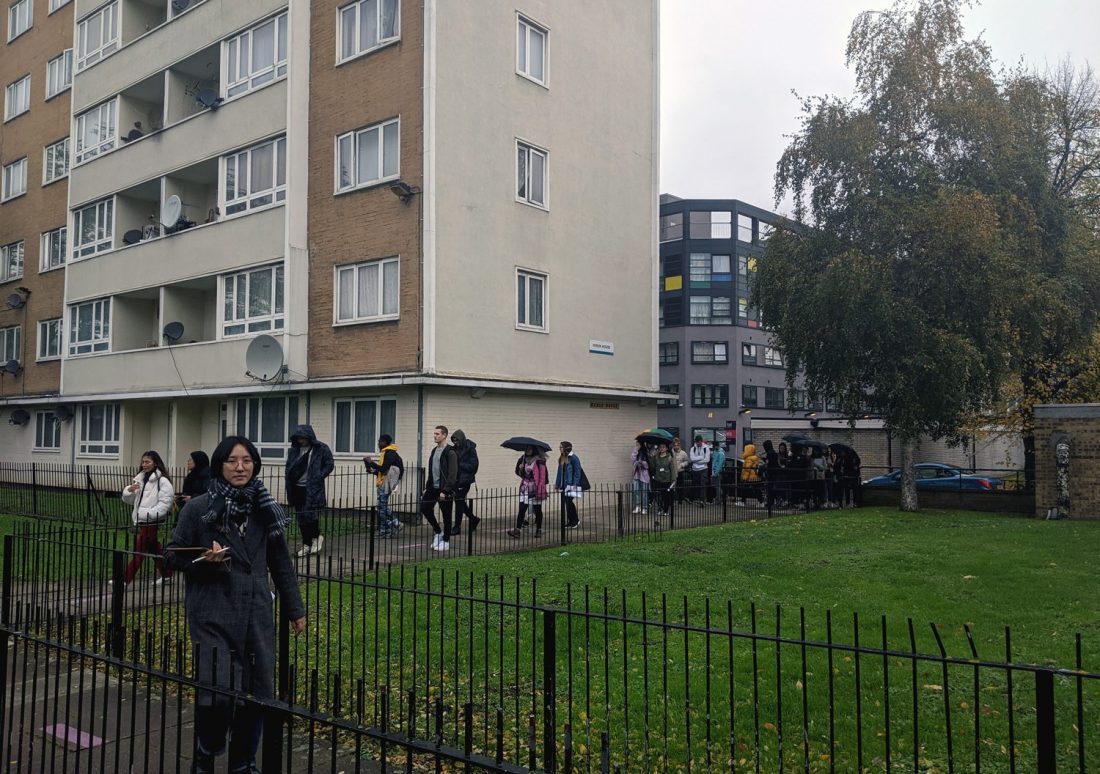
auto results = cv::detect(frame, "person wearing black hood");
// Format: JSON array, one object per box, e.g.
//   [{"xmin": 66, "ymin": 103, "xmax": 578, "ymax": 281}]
[
  {"xmin": 285, "ymin": 425, "xmax": 335, "ymax": 557},
  {"xmin": 761, "ymin": 440, "xmax": 781, "ymax": 509},
  {"xmin": 450, "ymin": 429, "xmax": 480, "ymax": 535},
  {"xmin": 179, "ymin": 450, "xmax": 212, "ymax": 507}
]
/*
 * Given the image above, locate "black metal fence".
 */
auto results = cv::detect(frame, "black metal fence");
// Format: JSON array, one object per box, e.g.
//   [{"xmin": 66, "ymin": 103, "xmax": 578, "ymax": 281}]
[{"xmin": 0, "ymin": 529, "xmax": 1096, "ymax": 772}]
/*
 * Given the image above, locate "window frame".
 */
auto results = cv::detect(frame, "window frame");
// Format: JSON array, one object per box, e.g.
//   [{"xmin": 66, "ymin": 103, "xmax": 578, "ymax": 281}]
[
  {"xmin": 688, "ymin": 295, "xmax": 732, "ymax": 326},
  {"xmin": 7, "ymin": 0, "xmax": 31, "ymax": 42},
  {"xmin": 4, "ymin": 74, "xmax": 30, "ymax": 121},
  {"xmin": 43, "ymin": 137, "xmax": 69, "ymax": 184},
  {"xmin": 741, "ymin": 342, "xmax": 757, "ymax": 365},
  {"xmin": 336, "ymin": 0, "xmax": 400, "ymax": 65},
  {"xmin": 1, "ymin": 157, "xmax": 27, "ymax": 201},
  {"xmin": 764, "ymin": 387, "xmax": 785, "ymax": 409},
  {"xmin": 0, "ymin": 324, "xmax": 19, "ymax": 362},
  {"xmin": 46, "ymin": 49, "xmax": 73, "ymax": 99},
  {"xmin": 515, "ymin": 139, "xmax": 548, "ymax": 209},
  {"xmin": 691, "ymin": 384, "xmax": 729, "ymax": 409},
  {"xmin": 75, "ymin": 2, "xmax": 119, "ymax": 72},
  {"xmin": 741, "ymin": 384, "xmax": 758, "ymax": 408},
  {"xmin": 516, "ymin": 13, "xmax": 548, "ymax": 86},
  {"xmin": 73, "ymin": 97, "xmax": 118, "ymax": 165},
  {"xmin": 34, "ymin": 410, "xmax": 61, "ymax": 451},
  {"xmin": 223, "ymin": 10, "xmax": 289, "ymax": 100},
  {"xmin": 71, "ymin": 197, "xmax": 114, "ymax": 259},
  {"xmin": 36, "ymin": 317, "xmax": 62, "ymax": 360},
  {"xmin": 39, "ymin": 226, "xmax": 66, "ymax": 272},
  {"xmin": 78, "ymin": 403, "xmax": 120, "ymax": 457},
  {"xmin": 334, "ymin": 256, "xmax": 400, "ymax": 325},
  {"xmin": 657, "ymin": 384, "xmax": 679, "ymax": 408},
  {"xmin": 221, "ymin": 135, "xmax": 287, "ymax": 216},
  {"xmin": 658, "ymin": 341, "xmax": 678, "ymax": 366},
  {"xmin": 68, "ymin": 297, "xmax": 111, "ymax": 356},
  {"xmin": 48, "ymin": 0, "xmax": 72, "ymax": 13},
  {"xmin": 515, "ymin": 267, "xmax": 548, "ymax": 333},
  {"xmin": 0, "ymin": 240, "xmax": 24, "ymax": 283},
  {"xmin": 335, "ymin": 117, "xmax": 400, "ymax": 194},
  {"xmin": 763, "ymin": 346, "xmax": 783, "ymax": 367},
  {"xmin": 234, "ymin": 395, "xmax": 298, "ymax": 461},
  {"xmin": 332, "ymin": 395, "xmax": 398, "ymax": 455},
  {"xmin": 692, "ymin": 341, "xmax": 728, "ymax": 365},
  {"xmin": 220, "ymin": 263, "xmax": 285, "ymax": 338}
]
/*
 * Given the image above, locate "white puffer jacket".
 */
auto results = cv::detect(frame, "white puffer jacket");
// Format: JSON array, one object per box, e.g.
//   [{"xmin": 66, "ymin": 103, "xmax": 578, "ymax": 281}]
[{"xmin": 121, "ymin": 471, "xmax": 175, "ymax": 526}]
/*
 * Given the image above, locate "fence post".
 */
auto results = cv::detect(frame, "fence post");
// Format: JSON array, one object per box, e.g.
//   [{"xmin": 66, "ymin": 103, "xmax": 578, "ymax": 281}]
[
  {"xmin": 615, "ymin": 489, "xmax": 624, "ymax": 536},
  {"xmin": 721, "ymin": 480, "xmax": 728, "ymax": 522},
  {"xmin": 31, "ymin": 463, "xmax": 37, "ymax": 515},
  {"xmin": 109, "ymin": 550, "xmax": 125, "ymax": 658},
  {"xmin": 85, "ymin": 465, "xmax": 94, "ymax": 522},
  {"xmin": 367, "ymin": 506, "xmax": 376, "ymax": 572},
  {"xmin": 542, "ymin": 608, "xmax": 557, "ymax": 774},
  {"xmin": 262, "ymin": 611, "xmax": 291, "ymax": 774},
  {"xmin": 1035, "ymin": 669, "xmax": 1056, "ymax": 774},
  {"xmin": 0, "ymin": 534, "xmax": 13, "ymax": 751},
  {"xmin": 559, "ymin": 492, "xmax": 566, "ymax": 546}
]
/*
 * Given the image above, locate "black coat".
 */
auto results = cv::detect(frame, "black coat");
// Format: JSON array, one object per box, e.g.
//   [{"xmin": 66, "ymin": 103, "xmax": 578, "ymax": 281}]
[
  {"xmin": 285, "ymin": 425, "xmax": 335, "ymax": 510},
  {"xmin": 167, "ymin": 494, "xmax": 305, "ymax": 705},
  {"xmin": 453, "ymin": 438, "xmax": 479, "ymax": 486}
]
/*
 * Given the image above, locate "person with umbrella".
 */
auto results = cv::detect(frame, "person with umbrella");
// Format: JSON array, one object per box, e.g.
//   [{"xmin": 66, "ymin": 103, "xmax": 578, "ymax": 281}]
[
  {"xmin": 630, "ymin": 439, "xmax": 651, "ymax": 515},
  {"xmin": 504, "ymin": 438, "xmax": 550, "ymax": 538}
]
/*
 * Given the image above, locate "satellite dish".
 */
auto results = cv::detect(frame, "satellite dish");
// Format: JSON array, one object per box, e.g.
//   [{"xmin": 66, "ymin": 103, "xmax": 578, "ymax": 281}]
[
  {"xmin": 9, "ymin": 409, "xmax": 30, "ymax": 426},
  {"xmin": 161, "ymin": 195, "xmax": 182, "ymax": 229},
  {"xmin": 5, "ymin": 293, "xmax": 24, "ymax": 309},
  {"xmin": 3, "ymin": 360, "xmax": 21, "ymax": 375},
  {"xmin": 244, "ymin": 335, "xmax": 285, "ymax": 381},
  {"xmin": 122, "ymin": 229, "xmax": 143, "ymax": 245},
  {"xmin": 196, "ymin": 89, "xmax": 223, "ymax": 110},
  {"xmin": 163, "ymin": 321, "xmax": 185, "ymax": 342},
  {"xmin": 171, "ymin": 0, "xmax": 189, "ymax": 11},
  {"xmin": 54, "ymin": 404, "xmax": 73, "ymax": 422}
]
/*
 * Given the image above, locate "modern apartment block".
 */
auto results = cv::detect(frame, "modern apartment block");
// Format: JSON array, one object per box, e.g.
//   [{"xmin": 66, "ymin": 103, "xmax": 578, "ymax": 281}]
[
  {"xmin": 0, "ymin": 0, "xmax": 74, "ymax": 442},
  {"xmin": 657, "ymin": 195, "xmax": 838, "ymax": 447},
  {"xmin": 0, "ymin": 0, "xmax": 661, "ymax": 486}
]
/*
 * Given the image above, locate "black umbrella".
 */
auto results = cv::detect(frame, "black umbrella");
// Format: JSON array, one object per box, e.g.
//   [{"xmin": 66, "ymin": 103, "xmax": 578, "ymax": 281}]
[
  {"xmin": 501, "ymin": 436, "xmax": 552, "ymax": 452},
  {"xmin": 828, "ymin": 442, "xmax": 855, "ymax": 455},
  {"xmin": 787, "ymin": 436, "xmax": 830, "ymax": 452},
  {"xmin": 782, "ymin": 434, "xmax": 813, "ymax": 445}
]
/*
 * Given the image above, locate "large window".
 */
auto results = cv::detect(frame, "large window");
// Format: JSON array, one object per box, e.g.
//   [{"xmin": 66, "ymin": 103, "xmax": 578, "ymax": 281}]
[
  {"xmin": 741, "ymin": 343, "xmax": 757, "ymax": 365},
  {"xmin": 4, "ymin": 75, "xmax": 30, "ymax": 120},
  {"xmin": 76, "ymin": 2, "xmax": 118, "ymax": 71},
  {"xmin": 516, "ymin": 268, "xmax": 547, "ymax": 331},
  {"xmin": 40, "ymin": 225, "xmax": 67, "ymax": 270},
  {"xmin": 74, "ymin": 98, "xmax": 117, "ymax": 164},
  {"xmin": 788, "ymin": 389, "xmax": 805, "ymax": 410},
  {"xmin": 741, "ymin": 384, "xmax": 758, "ymax": 408},
  {"xmin": 225, "ymin": 11, "xmax": 288, "ymax": 98},
  {"xmin": 764, "ymin": 387, "xmax": 785, "ymax": 409},
  {"xmin": 692, "ymin": 341, "xmax": 728, "ymax": 364},
  {"xmin": 235, "ymin": 395, "xmax": 298, "ymax": 460},
  {"xmin": 764, "ymin": 346, "xmax": 783, "ymax": 367},
  {"xmin": 336, "ymin": 118, "xmax": 399, "ymax": 192},
  {"xmin": 657, "ymin": 384, "xmax": 679, "ymax": 407},
  {"xmin": 333, "ymin": 396, "xmax": 397, "ymax": 455},
  {"xmin": 658, "ymin": 341, "xmax": 678, "ymax": 365},
  {"xmin": 688, "ymin": 253, "xmax": 732, "ymax": 287},
  {"xmin": 336, "ymin": 257, "xmax": 399, "ymax": 324},
  {"xmin": 689, "ymin": 211, "xmax": 732, "ymax": 239},
  {"xmin": 222, "ymin": 264, "xmax": 284, "ymax": 336},
  {"xmin": 35, "ymin": 411, "xmax": 61, "ymax": 451},
  {"xmin": 738, "ymin": 297, "xmax": 758, "ymax": 327},
  {"xmin": 37, "ymin": 318, "xmax": 61, "ymax": 360},
  {"xmin": 516, "ymin": 140, "xmax": 547, "ymax": 208},
  {"xmin": 43, "ymin": 138, "xmax": 69, "ymax": 183},
  {"xmin": 691, "ymin": 384, "xmax": 729, "ymax": 408},
  {"xmin": 49, "ymin": 0, "xmax": 72, "ymax": 12},
  {"xmin": 516, "ymin": 15, "xmax": 547, "ymax": 84},
  {"xmin": 78, "ymin": 403, "xmax": 120, "ymax": 456},
  {"xmin": 7, "ymin": 0, "xmax": 31, "ymax": 41},
  {"xmin": 688, "ymin": 295, "xmax": 731, "ymax": 325},
  {"xmin": 0, "ymin": 325, "xmax": 19, "ymax": 362},
  {"xmin": 2, "ymin": 157, "xmax": 27, "ymax": 201},
  {"xmin": 660, "ymin": 212, "xmax": 684, "ymax": 242},
  {"xmin": 46, "ymin": 50, "xmax": 72, "ymax": 98},
  {"xmin": 223, "ymin": 136, "xmax": 286, "ymax": 215},
  {"xmin": 1, "ymin": 240, "xmax": 23, "ymax": 282},
  {"xmin": 72, "ymin": 198, "xmax": 114, "ymax": 258},
  {"xmin": 338, "ymin": 0, "xmax": 399, "ymax": 63},
  {"xmin": 738, "ymin": 254, "xmax": 757, "ymax": 277},
  {"xmin": 69, "ymin": 298, "xmax": 110, "ymax": 355}
]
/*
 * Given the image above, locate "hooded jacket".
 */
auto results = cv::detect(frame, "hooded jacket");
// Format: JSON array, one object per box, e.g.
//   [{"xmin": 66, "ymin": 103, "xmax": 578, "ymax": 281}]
[
  {"xmin": 181, "ymin": 451, "xmax": 211, "ymax": 499},
  {"xmin": 285, "ymin": 425, "xmax": 335, "ymax": 510},
  {"xmin": 740, "ymin": 444, "xmax": 761, "ymax": 483},
  {"xmin": 121, "ymin": 470, "xmax": 175, "ymax": 525},
  {"xmin": 451, "ymin": 430, "xmax": 480, "ymax": 486},
  {"xmin": 368, "ymin": 443, "xmax": 404, "ymax": 495}
]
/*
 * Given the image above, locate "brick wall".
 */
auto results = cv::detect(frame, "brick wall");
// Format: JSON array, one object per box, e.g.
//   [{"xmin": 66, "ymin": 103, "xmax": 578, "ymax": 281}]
[{"xmin": 1033, "ymin": 404, "xmax": 1100, "ymax": 520}]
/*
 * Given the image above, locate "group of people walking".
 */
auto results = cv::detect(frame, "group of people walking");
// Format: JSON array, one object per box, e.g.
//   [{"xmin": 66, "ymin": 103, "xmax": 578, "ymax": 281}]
[{"xmin": 753, "ymin": 440, "xmax": 863, "ymax": 510}]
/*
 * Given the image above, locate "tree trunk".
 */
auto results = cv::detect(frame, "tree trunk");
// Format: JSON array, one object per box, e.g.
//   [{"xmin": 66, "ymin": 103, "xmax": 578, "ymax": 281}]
[
  {"xmin": 899, "ymin": 438, "xmax": 919, "ymax": 512},
  {"xmin": 1022, "ymin": 433, "xmax": 1036, "ymax": 492}
]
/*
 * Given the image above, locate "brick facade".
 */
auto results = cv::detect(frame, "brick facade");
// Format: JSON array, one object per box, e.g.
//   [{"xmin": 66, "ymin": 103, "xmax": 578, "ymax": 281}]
[{"xmin": 1033, "ymin": 404, "xmax": 1100, "ymax": 520}]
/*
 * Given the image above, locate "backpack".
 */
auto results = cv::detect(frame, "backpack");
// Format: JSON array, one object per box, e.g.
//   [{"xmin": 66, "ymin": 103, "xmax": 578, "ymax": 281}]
[{"xmin": 381, "ymin": 449, "xmax": 404, "ymax": 495}]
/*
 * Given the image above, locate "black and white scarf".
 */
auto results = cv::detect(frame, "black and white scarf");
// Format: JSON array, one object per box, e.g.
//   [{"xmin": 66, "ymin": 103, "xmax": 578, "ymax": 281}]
[{"xmin": 204, "ymin": 477, "xmax": 289, "ymax": 539}]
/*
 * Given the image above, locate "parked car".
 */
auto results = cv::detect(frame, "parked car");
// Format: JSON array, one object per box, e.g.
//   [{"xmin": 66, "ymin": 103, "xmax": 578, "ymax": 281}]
[{"xmin": 863, "ymin": 463, "xmax": 1004, "ymax": 492}]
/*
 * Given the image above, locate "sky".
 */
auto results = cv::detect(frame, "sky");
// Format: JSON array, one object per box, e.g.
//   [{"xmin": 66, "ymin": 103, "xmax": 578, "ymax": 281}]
[{"xmin": 660, "ymin": 0, "xmax": 1100, "ymax": 215}]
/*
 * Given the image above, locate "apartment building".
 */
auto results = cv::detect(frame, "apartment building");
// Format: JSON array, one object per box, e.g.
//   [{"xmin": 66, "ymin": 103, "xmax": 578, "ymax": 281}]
[
  {"xmin": 0, "ymin": 0, "xmax": 661, "ymax": 487},
  {"xmin": 0, "ymin": 0, "xmax": 73, "ymax": 446},
  {"xmin": 657, "ymin": 195, "xmax": 842, "ymax": 447}
]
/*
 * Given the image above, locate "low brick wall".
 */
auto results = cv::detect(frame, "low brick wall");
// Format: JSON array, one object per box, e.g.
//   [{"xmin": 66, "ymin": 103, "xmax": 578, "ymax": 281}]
[
  {"xmin": 1033, "ymin": 404, "xmax": 1100, "ymax": 520},
  {"xmin": 862, "ymin": 488, "xmax": 1034, "ymax": 514}
]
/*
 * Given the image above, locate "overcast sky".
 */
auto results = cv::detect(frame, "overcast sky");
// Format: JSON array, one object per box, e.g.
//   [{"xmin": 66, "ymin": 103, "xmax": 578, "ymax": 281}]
[{"xmin": 660, "ymin": 0, "xmax": 1100, "ymax": 215}]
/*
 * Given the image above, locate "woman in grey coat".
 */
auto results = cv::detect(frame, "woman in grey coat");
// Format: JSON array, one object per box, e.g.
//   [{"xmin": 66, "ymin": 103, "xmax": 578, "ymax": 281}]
[{"xmin": 167, "ymin": 436, "xmax": 306, "ymax": 774}]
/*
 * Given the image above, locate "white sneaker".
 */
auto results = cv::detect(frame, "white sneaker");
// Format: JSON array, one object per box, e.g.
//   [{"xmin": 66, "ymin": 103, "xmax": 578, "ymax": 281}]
[
  {"xmin": 433, "ymin": 540, "xmax": 450, "ymax": 552},
  {"xmin": 296, "ymin": 545, "xmax": 311, "ymax": 557},
  {"xmin": 154, "ymin": 576, "xmax": 169, "ymax": 587},
  {"xmin": 631, "ymin": 506, "xmax": 641, "ymax": 514},
  {"xmin": 311, "ymin": 535, "xmax": 324, "ymax": 554},
  {"xmin": 641, "ymin": 509, "xmax": 648, "ymax": 515},
  {"xmin": 431, "ymin": 533, "xmax": 441, "ymax": 548}
]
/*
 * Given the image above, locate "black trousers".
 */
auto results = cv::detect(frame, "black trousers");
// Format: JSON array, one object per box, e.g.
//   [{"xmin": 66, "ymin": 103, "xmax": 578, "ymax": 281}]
[
  {"xmin": 561, "ymin": 493, "xmax": 579, "ymax": 526},
  {"xmin": 420, "ymin": 488, "xmax": 453, "ymax": 540},
  {"xmin": 453, "ymin": 483, "xmax": 475, "ymax": 530},
  {"xmin": 195, "ymin": 704, "xmax": 261, "ymax": 771}
]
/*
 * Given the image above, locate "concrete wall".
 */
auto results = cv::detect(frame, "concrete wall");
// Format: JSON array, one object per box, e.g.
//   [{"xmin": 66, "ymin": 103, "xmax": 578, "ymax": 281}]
[{"xmin": 1034, "ymin": 404, "xmax": 1100, "ymax": 519}]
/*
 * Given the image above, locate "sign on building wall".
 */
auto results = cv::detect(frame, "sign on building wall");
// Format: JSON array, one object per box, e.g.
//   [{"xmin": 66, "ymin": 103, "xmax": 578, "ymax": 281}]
[{"xmin": 589, "ymin": 340, "xmax": 614, "ymax": 356}]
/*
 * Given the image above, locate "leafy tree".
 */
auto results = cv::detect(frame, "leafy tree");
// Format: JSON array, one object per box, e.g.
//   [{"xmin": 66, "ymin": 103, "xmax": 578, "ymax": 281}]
[{"xmin": 753, "ymin": 0, "xmax": 1100, "ymax": 510}]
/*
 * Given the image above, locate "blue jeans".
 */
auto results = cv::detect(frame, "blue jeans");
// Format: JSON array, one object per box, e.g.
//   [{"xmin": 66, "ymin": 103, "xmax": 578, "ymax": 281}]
[
  {"xmin": 632, "ymin": 479, "xmax": 649, "ymax": 511},
  {"xmin": 377, "ymin": 487, "xmax": 398, "ymax": 530}
]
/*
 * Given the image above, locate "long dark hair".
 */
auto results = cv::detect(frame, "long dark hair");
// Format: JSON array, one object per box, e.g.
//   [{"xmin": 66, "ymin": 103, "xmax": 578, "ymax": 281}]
[
  {"xmin": 139, "ymin": 450, "xmax": 170, "ymax": 482},
  {"xmin": 209, "ymin": 436, "xmax": 262, "ymax": 484}
]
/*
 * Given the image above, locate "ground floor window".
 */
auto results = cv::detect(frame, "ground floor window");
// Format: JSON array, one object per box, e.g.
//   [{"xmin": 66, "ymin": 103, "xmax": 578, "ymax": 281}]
[
  {"xmin": 79, "ymin": 403, "xmax": 119, "ymax": 456},
  {"xmin": 235, "ymin": 395, "xmax": 298, "ymax": 460},
  {"xmin": 35, "ymin": 411, "xmax": 61, "ymax": 450},
  {"xmin": 333, "ymin": 397, "xmax": 396, "ymax": 455}
]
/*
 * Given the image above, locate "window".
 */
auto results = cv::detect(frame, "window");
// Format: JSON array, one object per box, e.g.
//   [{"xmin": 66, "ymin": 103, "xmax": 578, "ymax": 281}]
[
  {"xmin": 336, "ymin": 118, "xmax": 399, "ymax": 192},
  {"xmin": 765, "ymin": 387, "xmax": 785, "ymax": 409},
  {"xmin": 660, "ymin": 212, "xmax": 683, "ymax": 242},
  {"xmin": 222, "ymin": 264, "xmax": 284, "ymax": 336},
  {"xmin": 72, "ymin": 198, "xmax": 114, "ymax": 258},
  {"xmin": 692, "ymin": 341, "xmax": 728, "ymax": 364},
  {"xmin": 335, "ymin": 257, "xmax": 399, "ymax": 324},
  {"xmin": 691, "ymin": 384, "xmax": 729, "ymax": 408},
  {"xmin": 658, "ymin": 341, "xmax": 678, "ymax": 365},
  {"xmin": 738, "ymin": 297, "xmax": 758, "ymax": 327},
  {"xmin": 764, "ymin": 346, "xmax": 783, "ymax": 367},
  {"xmin": 79, "ymin": 403, "xmax": 120, "ymax": 456},
  {"xmin": 43, "ymin": 138, "xmax": 69, "ymax": 183},
  {"xmin": 223, "ymin": 136, "xmax": 287, "ymax": 215},
  {"xmin": 74, "ymin": 98, "xmax": 117, "ymax": 164},
  {"xmin": 738, "ymin": 254, "xmax": 757, "ymax": 277},
  {"xmin": 516, "ymin": 15, "xmax": 547, "ymax": 84},
  {"xmin": 1, "ymin": 240, "xmax": 23, "ymax": 282},
  {"xmin": 69, "ymin": 298, "xmax": 110, "ymax": 355},
  {"xmin": 225, "ymin": 11, "xmax": 289, "ymax": 98},
  {"xmin": 235, "ymin": 395, "xmax": 298, "ymax": 460},
  {"xmin": 49, "ymin": 0, "xmax": 72, "ymax": 12},
  {"xmin": 688, "ymin": 253, "xmax": 732, "ymax": 287},
  {"xmin": 516, "ymin": 268, "xmax": 546, "ymax": 331},
  {"xmin": 657, "ymin": 384, "xmax": 678, "ymax": 408},
  {"xmin": 688, "ymin": 295, "xmax": 731, "ymax": 325},
  {"xmin": 34, "ymin": 411, "xmax": 61, "ymax": 451},
  {"xmin": 46, "ymin": 50, "xmax": 72, "ymax": 98},
  {"xmin": 76, "ymin": 2, "xmax": 118, "ymax": 71},
  {"xmin": 741, "ymin": 343, "xmax": 757, "ymax": 365},
  {"xmin": 0, "ymin": 325, "xmax": 18, "ymax": 362},
  {"xmin": 333, "ymin": 397, "xmax": 397, "ymax": 454},
  {"xmin": 338, "ymin": 0, "xmax": 399, "ymax": 63},
  {"xmin": 741, "ymin": 384, "xmax": 758, "ymax": 408},
  {"xmin": 7, "ymin": 0, "xmax": 30, "ymax": 41},
  {"xmin": 2, "ymin": 157, "xmax": 27, "ymax": 201},
  {"xmin": 737, "ymin": 214, "xmax": 755, "ymax": 243},
  {"xmin": 516, "ymin": 140, "xmax": 547, "ymax": 208},
  {"xmin": 4, "ymin": 75, "xmax": 30, "ymax": 120},
  {"xmin": 37, "ymin": 318, "xmax": 61, "ymax": 359},
  {"xmin": 689, "ymin": 211, "xmax": 732, "ymax": 239},
  {"xmin": 788, "ymin": 389, "xmax": 805, "ymax": 410}
]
